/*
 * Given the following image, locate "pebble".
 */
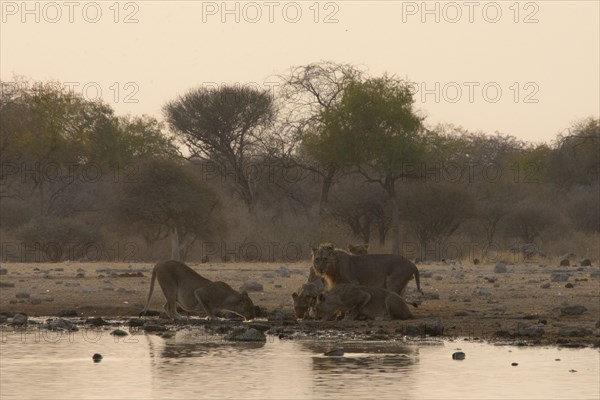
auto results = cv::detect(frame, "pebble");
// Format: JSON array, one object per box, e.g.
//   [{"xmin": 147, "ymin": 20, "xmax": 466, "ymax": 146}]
[
  {"xmin": 452, "ymin": 351, "xmax": 466, "ymax": 360},
  {"xmin": 511, "ymin": 362, "xmax": 518, "ymax": 366},
  {"xmin": 92, "ymin": 353, "xmax": 103, "ymax": 362},
  {"xmin": 324, "ymin": 348, "xmax": 344, "ymax": 357},
  {"xmin": 551, "ymin": 273, "xmax": 569, "ymax": 282},
  {"xmin": 15, "ymin": 292, "xmax": 30, "ymax": 299},
  {"xmin": 541, "ymin": 283, "xmax": 551, "ymax": 289},
  {"xmin": 558, "ymin": 326, "xmax": 592, "ymax": 337},
  {"xmin": 494, "ymin": 262, "xmax": 508, "ymax": 273},
  {"xmin": 111, "ymin": 329, "xmax": 129, "ymax": 337},
  {"xmin": 560, "ymin": 305, "xmax": 587, "ymax": 316},
  {"xmin": 11, "ymin": 313, "xmax": 28, "ymax": 326},
  {"xmin": 564, "ymin": 283, "xmax": 574, "ymax": 288}
]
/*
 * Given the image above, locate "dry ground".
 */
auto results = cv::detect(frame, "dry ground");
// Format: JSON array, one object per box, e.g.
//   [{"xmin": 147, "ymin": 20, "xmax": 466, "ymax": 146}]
[{"xmin": 1, "ymin": 260, "xmax": 599, "ymax": 346}]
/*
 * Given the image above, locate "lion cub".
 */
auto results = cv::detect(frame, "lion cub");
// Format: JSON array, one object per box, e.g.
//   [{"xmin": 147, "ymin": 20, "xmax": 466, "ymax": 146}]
[
  {"xmin": 314, "ymin": 284, "xmax": 413, "ymax": 321},
  {"xmin": 140, "ymin": 260, "xmax": 255, "ymax": 321}
]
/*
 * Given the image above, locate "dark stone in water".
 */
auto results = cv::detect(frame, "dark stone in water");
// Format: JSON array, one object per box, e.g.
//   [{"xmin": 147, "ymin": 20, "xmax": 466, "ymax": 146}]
[
  {"xmin": 225, "ymin": 327, "xmax": 266, "ymax": 342},
  {"xmin": 58, "ymin": 310, "xmax": 78, "ymax": 318},
  {"xmin": 92, "ymin": 353, "xmax": 103, "ymax": 362},
  {"xmin": 87, "ymin": 317, "xmax": 109, "ymax": 326},
  {"xmin": 452, "ymin": 352, "xmax": 466, "ymax": 360},
  {"xmin": 248, "ymin": 322, "xmax": 270, "ymax": 333},
  {"xmin": 144, "ymin": 324, "xmax": 168, "ymax": 333},
  {"xmin": 127, "ymin": 318, "xmax": 145, "ymax": 327},
  {"xmin": 324, "ymin": 348, "xmax": 344, "ymax": 357}
]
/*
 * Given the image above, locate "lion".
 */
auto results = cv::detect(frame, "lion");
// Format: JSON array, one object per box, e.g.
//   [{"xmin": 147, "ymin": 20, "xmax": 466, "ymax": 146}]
[
  {"xmin": 291, "ymin": 280, "xmax": 325, "ymax": 319},
  {"xmin": 311, "ymin": 243, "xmax": 422, "ymax": 295},
  {"xmin": 347, "ymin": 244, "xmax": 369, "ymax": 255},
  {"xmin": 314, "ymin": 283, "xmax": 413, "ymax": 321},
  {"xmin": 140, "ymin": 260, "xmax": 255, "ymax": 320}
]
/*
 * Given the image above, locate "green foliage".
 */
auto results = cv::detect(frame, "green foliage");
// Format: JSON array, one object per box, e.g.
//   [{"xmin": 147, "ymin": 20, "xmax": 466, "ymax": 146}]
[{"xmin": 304, "ymin": 75, "xmax": 424, "ymax": 171}]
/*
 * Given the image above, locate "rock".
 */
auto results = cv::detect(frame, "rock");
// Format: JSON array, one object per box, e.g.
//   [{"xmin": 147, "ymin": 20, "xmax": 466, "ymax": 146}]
[
  {"xmin": 511, "ymin": 362, "xmax": 518, "ymax": 366},
  {"xmin": 30, "ymin": 298, "xmax": 42, "ymax": 305},
  {"xmin": 452, "ymin": 351, "xmax": 466, "ymax": 360},
  {"xmin": 565, "ymin": 283, "xmax": 574, "ymax": 288},
  {"xmin": 274, "ymin": 284, "xmax": 282, "ymax": 288},
  {"xmin": 517, "ymin": 322, "xmax": 544, "ymax": 337},
  {"xmin": 0, "ymin": 268, "xmax": 7, "ymax": 275},
  {"xmin": 325, "ymin": 348, "xmax": 344, "ymax": 357},
  {"xmin": 248, "ymin": 322, "xmax": 270, "ymax": 333},
  {"xmin": 435, "ymin": 275, "xmax": 444, "ymax": 281},
  {"xmin": 225, "ymin": 327, "xmax": 266, "ymax": 342},
  {"xmin": 127, "ymin": 318, "xmax": 145, "ymax": 327},
  {"xmin": 276, "ymin": 266, "xmax": 291, "ymax": 278},
  {"xmin": 473, "ymin": 258, "xmax": 480, "ymax": 265},
  {"xmin": 421, "ymin": 271, "xmax": 433, "ymax": 278},
  {"xmin": 15, "ymin": 292, "xmax": 30, "ymax": 299},
  {"xmin": 560, "ymin": 305, "xmax": 587, "ymax": 316},
  {"xmin": 87, "ymin": 317, "xmax": 109, "ymax": 326},
  {"xmin": 76, "ymin": 272, "xmax": 86, "ymax": 278},
  {"xmin": 47, "ymin": 318, "xmax": 77, "ymax": 331},
  {"xmin": 541, "ymin": 283, "xmax": 551, "ymax": 289},
  {"xmin": 59, "ymin": 310, "xmax": 78, "ymax": 317},
  {"xmin": 422, "ymin": 292, "xmax": 440, "ymax": 300},
  {"xmin": 239, "ymin": 281, "xmax": 263, "ymax": 292},
  {"xmin": 579, "ymin": 259, "xmax": 591, "ymax": 267},
  {"xmin": 559, "ymin": 259, "xmax": 570, "ymax": 267},
  {"xmin": 111, "ymin": 329, "xmax": 129, "ymax": 337},
  {"xmin": 484, "ymin": 274, "xmax": 497, "ymax": 283},
  {"xmin": 476, "ymin": 287, "xmax": 492, "ymax": 297},
  {"xmin": 551, "ymin": 273, "xmax": 569, "ymax": 282},
  {"xmin": 494, "ymin": 262, "xmax": 508, "ymax": 273},
  {"xmin": 451, "ymin": 271, "xmax": 464, "ymax": 279},
  {"xmin": 569, "ymin": 369, "xmax": 577, "ymax": 373},
  {"xmin": 92, "ymin": 353, "xmax": 103, "ymax": 362},
  {"xmin": 558, "ymin": 326, "xmax": 592, "ymax": 337},
  {"xmin": 0, "ymin": 282, "xmax": 15, "ymax": 288},
  {"xmin": 11, "ymin": 313, "xmax": 28, "ymax": 326},
  {"xmin": 143, "ymin": 324, "xmax": 168, "ymax": 333},
  {"xmin": 76, "ymin": 268, "xmax": 85, "ymax": 273}
]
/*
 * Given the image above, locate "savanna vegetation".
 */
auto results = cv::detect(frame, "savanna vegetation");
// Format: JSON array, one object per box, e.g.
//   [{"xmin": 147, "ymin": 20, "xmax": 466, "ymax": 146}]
[{"xmin": 1, "ymin": 63, "xmax": 598, "ymax": 263}]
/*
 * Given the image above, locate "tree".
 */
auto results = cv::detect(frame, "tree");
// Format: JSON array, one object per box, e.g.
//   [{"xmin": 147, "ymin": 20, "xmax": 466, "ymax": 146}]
[
  {"xmin": 503, "ymin": 201, "xmax": 554, "ymax": 244},
  {"xmin": 115, "ymin": 159, "xmax": 225, "ymax": 261},
  {"xmin": 305, "ymin": 75, "xmax": 425, "ymax": 254},
  {"xmin": 268, "ymin": 62, "xmax": 365, "ymax": 213},
  {"xmin": 402, "ymin": 183, "xmax": 474, "ymax": 256},
  {"xmin": 163, "ymin": 85, "xmax": 275, "ymax": 211}
]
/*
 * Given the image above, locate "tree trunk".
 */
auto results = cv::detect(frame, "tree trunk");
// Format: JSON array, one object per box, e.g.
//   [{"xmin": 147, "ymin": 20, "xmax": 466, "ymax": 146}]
[
  {"xmin": 390, "ymin": 195, "xmax": 400, "ymax": 255},
  {"xmin": 319, "ymin": 166, "xmax": 336, "ymax": 215},
  {"xmin": 170, "ymin": 227, "xmax": 181, "ymax": 261}
]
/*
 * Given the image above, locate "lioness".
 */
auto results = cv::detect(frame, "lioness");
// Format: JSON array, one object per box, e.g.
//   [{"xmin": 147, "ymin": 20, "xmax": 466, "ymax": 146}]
[
  {"xmin": 347, "ymin": 244, "xmax": 369, "ymax": 255},
  {"xmin": 140, "ymin": 260, "xmax": 255, "ymax": 320},
  {"xmin": 311, "ymin": 243, "xmax": 422, "ymax": 295},
  {"xmin": 291, "ymin": 280, "xmax": 325, "ymax": 319},
  {"xmin": 314, "ymin": 284, "xmax": 413, "ymax": 321}
]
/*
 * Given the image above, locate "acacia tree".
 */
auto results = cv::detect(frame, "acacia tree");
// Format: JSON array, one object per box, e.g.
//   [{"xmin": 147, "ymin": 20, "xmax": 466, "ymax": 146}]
[
  {"xmin": 305, "ymin": 75, "xmax": 424, "ymax": 254},
  {"xmin": 116, "ymin": 159, "xmax": 225, "ymax": 261},
  {"xmin": 270, "ymin": 62, "xmax": 365, "ymax": 213},
  {"xmin": 163, "ymin": 85, "xmax": 275, "ymax": 211}
]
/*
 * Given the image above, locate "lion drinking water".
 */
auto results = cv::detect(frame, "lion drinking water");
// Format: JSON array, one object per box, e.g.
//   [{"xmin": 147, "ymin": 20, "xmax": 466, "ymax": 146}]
[
  {"xmin": 140, "ymin": 260, "xmax": 255, "ymax": 320},
  {"xmin": 314, "ymin": 283, "xmax": 413, "ymax": 321}
]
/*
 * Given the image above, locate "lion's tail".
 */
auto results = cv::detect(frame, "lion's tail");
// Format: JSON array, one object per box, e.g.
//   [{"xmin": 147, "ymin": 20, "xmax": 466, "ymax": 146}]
[
  {"xmin": 414, "ymin": 266, "xmax": 423, "ymax": 294},
  {"xmin": 139, "ymin": 266, "xmax": 157, "ymax": 317}
]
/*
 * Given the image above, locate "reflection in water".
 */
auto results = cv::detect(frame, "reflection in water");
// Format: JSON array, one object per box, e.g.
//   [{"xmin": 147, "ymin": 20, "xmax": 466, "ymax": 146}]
[{"xmin": 1, "ymin": 326, "xmax": 598, "ymax": 400}]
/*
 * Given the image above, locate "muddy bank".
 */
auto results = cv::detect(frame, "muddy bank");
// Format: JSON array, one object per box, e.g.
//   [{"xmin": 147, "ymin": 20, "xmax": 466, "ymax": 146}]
[{"xmin": 1, "ymin": 261, "xmax": 599, "ymax": 346}]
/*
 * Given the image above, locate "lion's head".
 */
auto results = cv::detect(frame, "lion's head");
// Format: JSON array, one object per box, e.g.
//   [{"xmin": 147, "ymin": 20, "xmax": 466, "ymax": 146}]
[{"xmin": 311, "ymin": 243, "xmax": 336, "ymax": 276}]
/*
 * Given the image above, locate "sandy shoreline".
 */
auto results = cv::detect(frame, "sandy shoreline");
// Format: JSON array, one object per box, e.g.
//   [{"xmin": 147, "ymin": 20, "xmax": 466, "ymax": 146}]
[{"xmin": 1, "ymin": 261, "xmax": 599, "ymax": 347}]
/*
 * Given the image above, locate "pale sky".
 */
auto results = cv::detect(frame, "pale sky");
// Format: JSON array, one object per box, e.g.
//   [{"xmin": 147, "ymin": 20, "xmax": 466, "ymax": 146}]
[{"xmin": 1, "ymin": 1, "xmax": 598, "ymax": 143}]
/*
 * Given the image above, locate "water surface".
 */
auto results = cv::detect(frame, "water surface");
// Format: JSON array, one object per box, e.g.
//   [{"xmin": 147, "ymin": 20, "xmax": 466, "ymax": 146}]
[{"xmin": 1, "ymin": 327, "xmax": 598, "ymax": 399}]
